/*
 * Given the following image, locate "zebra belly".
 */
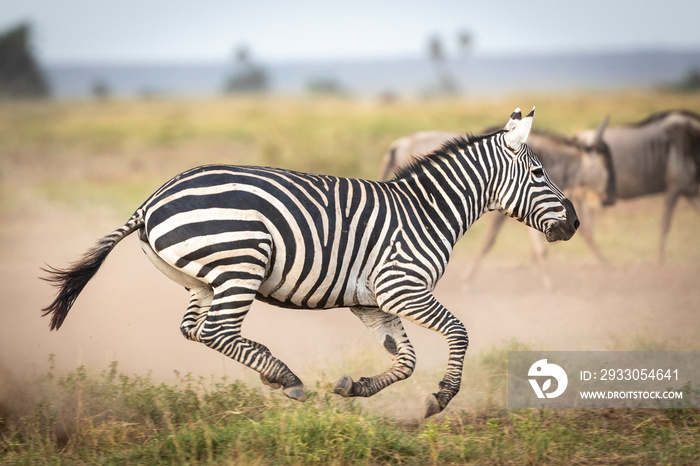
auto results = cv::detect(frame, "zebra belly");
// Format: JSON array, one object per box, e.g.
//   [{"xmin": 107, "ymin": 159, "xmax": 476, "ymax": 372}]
[{"xmin": 256, "ymin": 269, "xmax": 378, "ymax": 310}]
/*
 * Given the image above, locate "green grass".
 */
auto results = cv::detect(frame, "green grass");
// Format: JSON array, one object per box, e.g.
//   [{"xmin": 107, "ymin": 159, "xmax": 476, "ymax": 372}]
[{"xmin": 2, "ymin": 349, "xmax": 698, "ymax": 465}]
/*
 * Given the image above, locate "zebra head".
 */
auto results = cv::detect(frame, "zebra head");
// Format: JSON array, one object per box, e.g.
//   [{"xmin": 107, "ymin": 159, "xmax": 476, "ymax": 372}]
[{"xmin": 493, "ymin": 108, "xmax": 579, "ymax": 242}]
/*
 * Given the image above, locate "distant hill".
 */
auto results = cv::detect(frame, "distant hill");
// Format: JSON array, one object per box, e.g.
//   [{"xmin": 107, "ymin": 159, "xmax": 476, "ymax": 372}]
[{"xmin": 46, "ymin": 49, "xmax": 700, "ymax": 98}]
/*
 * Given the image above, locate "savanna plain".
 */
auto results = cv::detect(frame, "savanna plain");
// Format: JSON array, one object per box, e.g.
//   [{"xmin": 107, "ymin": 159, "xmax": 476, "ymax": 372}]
[{"xmin": 1, "ymin": 91, "xmax": 700, "ymax": 464}]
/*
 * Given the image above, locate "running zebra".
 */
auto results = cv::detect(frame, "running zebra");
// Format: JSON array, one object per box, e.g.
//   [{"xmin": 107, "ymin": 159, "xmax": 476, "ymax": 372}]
[{"xmin": 42, "ymin": 108, "xmax": 578, "ymax": 417}]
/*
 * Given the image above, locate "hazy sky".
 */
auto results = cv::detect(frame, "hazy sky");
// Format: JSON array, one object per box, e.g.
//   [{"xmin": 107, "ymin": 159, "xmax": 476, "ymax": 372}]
[{"xmin": 2, "ymin": 0, "xmax": 700, "ymax": 64}]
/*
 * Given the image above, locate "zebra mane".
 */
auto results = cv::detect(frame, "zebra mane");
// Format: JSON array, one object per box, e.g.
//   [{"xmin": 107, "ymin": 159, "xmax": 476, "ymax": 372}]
[
  {"xmin": 629, "ymin": 109, "xmax": 700, "ymax": 127},
  {"xmin": 392, "ymin": 130, "xmax": 504, "ymax": 180}
]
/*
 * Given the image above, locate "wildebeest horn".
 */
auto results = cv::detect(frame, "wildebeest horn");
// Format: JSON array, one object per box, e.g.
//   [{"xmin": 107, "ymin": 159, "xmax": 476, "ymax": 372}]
[{"xmin": 593, "ymin": 115, "xmax": 609, "ymax": 145}]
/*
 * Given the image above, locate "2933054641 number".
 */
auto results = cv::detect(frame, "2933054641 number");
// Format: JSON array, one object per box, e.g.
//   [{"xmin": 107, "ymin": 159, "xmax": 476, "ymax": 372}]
[{"xmin": 600, "ymin": 368, "xmax": 678, "ymax": 381}]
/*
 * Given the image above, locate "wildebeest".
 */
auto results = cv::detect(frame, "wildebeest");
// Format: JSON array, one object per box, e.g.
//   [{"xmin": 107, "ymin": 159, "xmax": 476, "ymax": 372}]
[
  {"xmin": 575, "ymin": 110, "xmax": 700, "ymax": 262},
  {"xmin": 380, "ymin": 119, "xmax": 613, "ymax": 285}
]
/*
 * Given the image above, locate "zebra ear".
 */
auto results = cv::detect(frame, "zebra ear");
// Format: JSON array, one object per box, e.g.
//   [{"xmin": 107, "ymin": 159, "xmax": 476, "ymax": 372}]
[
  {"xmin": 504, "ymin": 106, "xmax": 535, "ymax": 151},
  {"xmin": 504, "ymin": 108, "xmax": 522, "ymax": 131}
]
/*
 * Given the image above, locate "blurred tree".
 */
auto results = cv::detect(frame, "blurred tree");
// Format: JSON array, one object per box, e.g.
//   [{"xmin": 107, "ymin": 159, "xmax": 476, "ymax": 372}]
[
  {"xmin": 0, "ymin": 22, "xmax": 50, "ymax": 98},
  {"xmin": 234, "ymin": 46, "xmax": 250, "ymax": 64},
  {"xmin": 91, "ymin": 78, "xmax": 110, "ymax": 100},
  {"xmin": 427, "ymin": 35, "xmax": 457, "ymax": 95},
  {"xmin": 428, "ymin": 35, "xmax": 444, "ymax": 62},
  {"xmin": 457, "ymin": 30, "xmax": 473, "ymax": 57},
  {"xmin": 671, "ymin": 67, "xmax": 700, "ymax": 93},
  {"xmin": 224, "ymin": 45, "xmax": 269, "ymax": 93}
]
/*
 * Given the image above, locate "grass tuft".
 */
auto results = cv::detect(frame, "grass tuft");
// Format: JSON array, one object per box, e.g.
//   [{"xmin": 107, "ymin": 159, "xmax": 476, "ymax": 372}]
[{"xmin": 2, "ymin": 354, "xmax": 698, "ymax": 464}]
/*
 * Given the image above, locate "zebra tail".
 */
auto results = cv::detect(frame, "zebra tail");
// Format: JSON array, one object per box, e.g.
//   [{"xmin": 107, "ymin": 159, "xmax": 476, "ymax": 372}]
[{"xmin": 41, "ymin": 209, "xmax": 145, "ymax": 330}]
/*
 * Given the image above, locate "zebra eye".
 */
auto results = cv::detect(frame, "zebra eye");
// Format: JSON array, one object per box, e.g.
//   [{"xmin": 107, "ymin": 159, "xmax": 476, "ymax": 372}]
[{"xmin": 532, "ymin": 167, "xmax": 544, "ymax": 178}]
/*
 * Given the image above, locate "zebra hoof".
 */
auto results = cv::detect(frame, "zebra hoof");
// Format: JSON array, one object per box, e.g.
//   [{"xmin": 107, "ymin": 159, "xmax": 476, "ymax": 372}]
[
  {"xmin": 333, "ymin": 375, "xmax": 354, "ymax": 397},
  {"xmin": 283, "ymin": 385, "xmax": 306, "ymax": 402},
  {"xmin": 259, "ymin": 373, "xmax": 281, "ymax": 390},
  {"xmin": 424, "ymin": 394, "xmax": 442, "ymax": 418}
]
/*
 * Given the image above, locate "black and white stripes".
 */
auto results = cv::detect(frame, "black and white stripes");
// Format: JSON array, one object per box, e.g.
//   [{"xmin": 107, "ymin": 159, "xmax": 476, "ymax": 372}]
[{"xmin": 42, "ymin": 107, "xmax": 578, "ymax": 417}]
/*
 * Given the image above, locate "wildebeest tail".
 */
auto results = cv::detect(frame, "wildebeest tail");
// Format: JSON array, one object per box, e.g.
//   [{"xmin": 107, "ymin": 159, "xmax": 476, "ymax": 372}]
[{"xmin": 41, "ymin": 209, "xmax": 145, "ymax": 330}]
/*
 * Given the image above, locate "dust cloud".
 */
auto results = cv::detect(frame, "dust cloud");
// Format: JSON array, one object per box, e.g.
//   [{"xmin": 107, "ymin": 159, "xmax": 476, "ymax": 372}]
[{"xmin": 2, "ymin": 204, "xmax": 699, "ymax": 419}]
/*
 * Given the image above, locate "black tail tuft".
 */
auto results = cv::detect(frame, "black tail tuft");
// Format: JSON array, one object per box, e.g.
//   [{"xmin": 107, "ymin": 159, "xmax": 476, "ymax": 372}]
[
  {"xmin": 41, "ymin": 239, "xmax": 115, "ymax": 330},
  {"xmin": 41, "ymin": 209, "xmax": 144, "ymax": 330}
]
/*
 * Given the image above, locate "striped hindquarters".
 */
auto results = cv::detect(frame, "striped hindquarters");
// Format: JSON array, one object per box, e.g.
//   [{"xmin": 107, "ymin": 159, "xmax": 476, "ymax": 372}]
[{"xmin": 140, "ymin": 165, "xmax": 413, "ymax": 309}]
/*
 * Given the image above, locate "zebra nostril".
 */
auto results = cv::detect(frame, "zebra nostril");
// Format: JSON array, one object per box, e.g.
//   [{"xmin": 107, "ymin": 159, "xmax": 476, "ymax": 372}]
[{"xmin": 574, "ymin": 218, "xmax": 580, "ymax": 230}]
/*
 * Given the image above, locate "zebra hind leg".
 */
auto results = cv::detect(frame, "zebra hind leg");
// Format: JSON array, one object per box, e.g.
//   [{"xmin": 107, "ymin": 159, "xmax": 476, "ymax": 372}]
[
  {"xmin": 180, "ymin": 286, "xmax": 214, "ymax": 341},
  {"xmin": 196, "ymin": 278, "xmax": 306, "ymax": 402},
  {"xmin": 139, "ymin": 236, "xmax": 216, "ymax": 341},
  {"xmin": 333, "ymin": 307, "xmax": 416, "ymax": 398},
  {"xmin": 180, "ymin": 286, "xmax": 271, "ymax": 360},
  {"xmin": 140, "ymin": 235, "xmax": 300, "ymax": 397}
]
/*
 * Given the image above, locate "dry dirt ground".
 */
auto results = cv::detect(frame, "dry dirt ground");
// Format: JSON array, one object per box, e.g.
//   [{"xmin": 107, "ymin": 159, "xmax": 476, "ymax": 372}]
[{"xmin": 2, "ymin": 203, "xmax": 699, "ymax": 418}]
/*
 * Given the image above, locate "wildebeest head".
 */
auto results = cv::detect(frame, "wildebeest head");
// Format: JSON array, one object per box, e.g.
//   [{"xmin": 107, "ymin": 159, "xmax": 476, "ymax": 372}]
[{"xmin": 577, "ymin": 116, "xmax": 616, "ymax": 207}]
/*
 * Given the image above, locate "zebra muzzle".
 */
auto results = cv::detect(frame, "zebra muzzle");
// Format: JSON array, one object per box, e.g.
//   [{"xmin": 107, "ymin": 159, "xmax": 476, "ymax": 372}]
[{"xmin": 545, "ymin": 198, "xmax": 579, "ymax": 242}]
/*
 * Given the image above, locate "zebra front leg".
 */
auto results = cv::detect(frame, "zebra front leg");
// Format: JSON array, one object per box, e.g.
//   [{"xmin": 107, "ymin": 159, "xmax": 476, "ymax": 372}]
[
  {"xmin": 195, "ymin": 279, "xmax": 305, "ymax": 402},
  {"xmin": 423, "ymin": 315, "xmax": 468, "ymax": 418},
  {"xmin": 382, "ymin": 290, "xmax": 469, "ymax": 418},
  {"xmin": 333, "ymin": 306, "xmax": 416, "ymax": 398}
]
